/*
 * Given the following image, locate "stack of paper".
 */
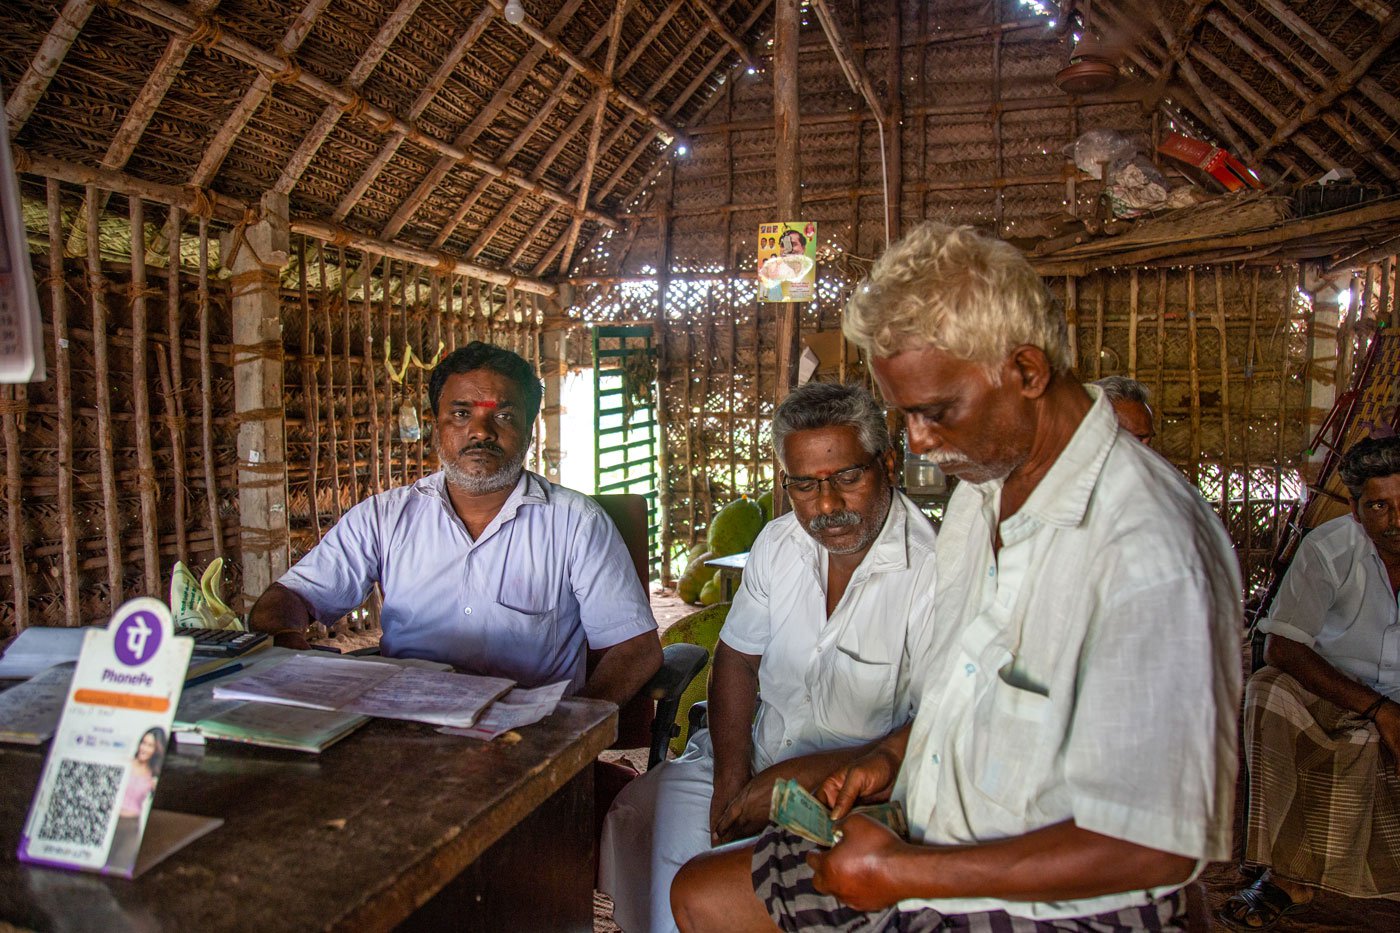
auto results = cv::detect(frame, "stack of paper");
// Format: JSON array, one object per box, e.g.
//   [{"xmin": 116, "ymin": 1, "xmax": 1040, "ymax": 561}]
[
  {"xmin": 214, "ymin": 654, "xmax": 513, "ymax": 729},
  {"xmin": 440, "ymin": 681, "xmax": 569, "ymax": 741},
  {"xmin": 0, "ymin": 627, "xmax": 89, "ymax": 680},
  {"xmin": 0, "ymin": 663, "xmax": 75, "ymax": 744}
]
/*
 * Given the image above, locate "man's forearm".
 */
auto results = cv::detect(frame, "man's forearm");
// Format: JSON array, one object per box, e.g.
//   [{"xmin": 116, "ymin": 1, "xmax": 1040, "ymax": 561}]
[
  {"xmin": 581, "ymin": 631, "xmax": 662, "ymax": 706},
  {"xmin": 1265, "ymin": 633, "xmax": 1384, "ymax": 714},
  {"xmin": 248, "ymin": 583, "xmax": 315, "ymax": 641},
  {"xmin": 709, "ymin": 643, "xmax": 761, "ymax": 797},
  {"xmin": 880, "ymin": 820, "xmax": 1193, "ymax": 904}
]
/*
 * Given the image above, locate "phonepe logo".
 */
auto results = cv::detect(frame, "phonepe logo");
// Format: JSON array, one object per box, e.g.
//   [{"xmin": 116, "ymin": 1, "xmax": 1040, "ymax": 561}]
[{"xmin": 113, "ymin": 611, "xmax": 162, "ymax": 666}]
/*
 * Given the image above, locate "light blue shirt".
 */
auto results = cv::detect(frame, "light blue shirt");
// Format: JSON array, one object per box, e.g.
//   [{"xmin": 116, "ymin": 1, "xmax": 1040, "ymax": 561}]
[{"xmin": 278, "ymin": 470, "xmax": 656, "ymax": 692}]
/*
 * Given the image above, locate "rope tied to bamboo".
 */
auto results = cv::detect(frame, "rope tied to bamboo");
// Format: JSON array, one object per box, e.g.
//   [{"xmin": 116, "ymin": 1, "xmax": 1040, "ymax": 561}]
[
  {"xmin": 229, "ymin": 342, "xmax": 285, "ymax": 365},
  {"xmin": 184, "ymin": 185, "xmax": 218, "ymax": 221},
  {"xmin": 0, "ymin": 399, "xmax": 29, "ymax": 417},
  {"xmin": 239, "ymin": 527, "xmax": 290, "ymax": 555},
  {"xmin": 262, "ymin": 53, "xmax": 302, "ymax": 86},
  {"xmin": 124, "ymin": 283, "xmax": 163, "ymax": 302},
  {"xmin": 433, "ymin": 253, "xmax": 456, "ymax": 277},
  {"xmin": 11, "ymin": 147, "xmax": 31, "ymax": 176},
  {"xmin": 339, "ymin": 91, "xmax": 370, "ymax": 121},
  {"xmin": 372, "ymin": 111, "xmax": 399, "ymax": 134},
  {"xmin": 187, "ymin": 17, "xmax": 223, "ymax": 53},
  {"xmin": 159, "ymin": 414, "xmax": 188, "ymax": 430},
  {"xmin": 136, "ymin": 468, "xmax": 161, "ymax": 497}
]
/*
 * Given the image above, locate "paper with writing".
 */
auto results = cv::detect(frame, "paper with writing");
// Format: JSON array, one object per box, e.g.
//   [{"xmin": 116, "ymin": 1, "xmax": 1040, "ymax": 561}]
[
  {"xmin": 439, "ymin": 680, "xmax": 569, "ymax": 741},
  {"xmin": 0, "ymin": 664, "xmax": 75, "ymax": 744},
  {"xmin": 214, "ymin": 654, "xmax": 399, "ymax": 710},
  {"xmin": 343, "ymin": 667, "xmax": 513, "ymax": 728}
]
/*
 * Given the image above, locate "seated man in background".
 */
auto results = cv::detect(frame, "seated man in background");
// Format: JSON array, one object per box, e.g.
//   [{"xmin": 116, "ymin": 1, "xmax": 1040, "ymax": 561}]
[
  {"xmin": 249, "ymin": 341, "xmax": 661, "ymax": 704},
  {"xmin": 673, "ymin": 221, "xmax": 1242, "ymax": 932},
  {"xmin": 1093, "ymin": 374, "xmax": 1156, "ymax": 443},
  {"xmin": 1220, "ymin": 435, "xmax": 1400, "ymax": 929},
  {"xmin": 600, "ymin": 381, "xmax": 937, "ymax": 933}
]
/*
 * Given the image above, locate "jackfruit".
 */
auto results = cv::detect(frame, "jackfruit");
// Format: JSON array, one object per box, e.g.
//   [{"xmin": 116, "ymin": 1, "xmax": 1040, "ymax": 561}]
[
  {"xmin": 706, "ymin": 496, "xmax": 765, "ymax": 557},
  {"xmin": 699, "ymin": 577, "xmax": 722, "ymax": 606},
  {"xmin": 677, "ymin": 549, "xmax": 718, "ymax": 604},
  {"xmin": 661, "ymin": 602, "xmax": 730, "ymax": 755},
  {"xmin": 756, "ymin": 490, "xmax": 773, "ymax": 524}
]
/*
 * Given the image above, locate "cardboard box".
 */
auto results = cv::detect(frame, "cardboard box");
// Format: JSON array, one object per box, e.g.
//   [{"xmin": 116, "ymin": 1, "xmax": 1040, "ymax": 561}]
[{"xmin": 1157, "ymin": 132, "xmax": 1261, "ymax": 192}]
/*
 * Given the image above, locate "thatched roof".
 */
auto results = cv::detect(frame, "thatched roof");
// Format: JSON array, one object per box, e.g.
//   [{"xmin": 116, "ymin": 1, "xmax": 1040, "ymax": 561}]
[{"xmin": 3, "ymin": 0, "xmax": 1397, "ymax": 287}]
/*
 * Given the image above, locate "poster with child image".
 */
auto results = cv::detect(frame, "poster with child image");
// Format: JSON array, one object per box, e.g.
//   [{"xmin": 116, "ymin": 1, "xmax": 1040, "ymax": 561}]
[{"xmin": 757, "ymin": 221, "xmax": 816, "ymax": 303}]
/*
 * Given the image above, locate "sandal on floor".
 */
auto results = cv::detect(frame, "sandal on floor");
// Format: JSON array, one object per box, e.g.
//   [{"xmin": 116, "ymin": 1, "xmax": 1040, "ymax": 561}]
[{"xmin": 1215, "ymin": 876, "xmax": 1307, "ymax": 931}]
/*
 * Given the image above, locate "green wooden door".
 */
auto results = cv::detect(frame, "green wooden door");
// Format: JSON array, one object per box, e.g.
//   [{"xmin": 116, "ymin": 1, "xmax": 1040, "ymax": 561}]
[{"xmin": 593, "ymin": 326, "xmax": 659, "ymax": 579}]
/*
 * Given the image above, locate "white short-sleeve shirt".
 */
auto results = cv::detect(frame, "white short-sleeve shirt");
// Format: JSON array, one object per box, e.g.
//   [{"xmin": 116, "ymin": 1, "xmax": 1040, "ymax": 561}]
[
  {"xmin": 719, "ymin": 490, "xmax": 937, "ymax": 771},
  {"xmin": 1259, "ymin": 514, "xmax": 1400, "ymax": 699},
  {"xmin": 893, "ymin": 389, "xmax": 1243, "ymax": 920},
  {"xmin": 277, "ymin": 470, "xmax": 656, "ymax": 691}
]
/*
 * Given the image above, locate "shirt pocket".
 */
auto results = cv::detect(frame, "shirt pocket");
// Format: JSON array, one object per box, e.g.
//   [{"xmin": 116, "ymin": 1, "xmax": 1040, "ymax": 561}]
[
  {"xmin": 811, "ymin": 646, "xmax": 898, "ymax": 742},
  {"xmin": 967, "ymin": 663, "xmax": 1054, "ymax": 816}
]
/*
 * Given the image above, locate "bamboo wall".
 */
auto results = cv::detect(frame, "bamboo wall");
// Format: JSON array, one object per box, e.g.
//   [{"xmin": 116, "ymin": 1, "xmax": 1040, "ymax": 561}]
[{"xmin": 570, "ymin": 0, "xmax": 1322, "ymax": 594}]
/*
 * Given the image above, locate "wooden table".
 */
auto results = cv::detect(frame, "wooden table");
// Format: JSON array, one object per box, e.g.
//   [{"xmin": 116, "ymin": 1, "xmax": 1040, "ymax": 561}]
[{"xmin": 0, "ymin": 697, "xmax": 616, "ymax": 932}]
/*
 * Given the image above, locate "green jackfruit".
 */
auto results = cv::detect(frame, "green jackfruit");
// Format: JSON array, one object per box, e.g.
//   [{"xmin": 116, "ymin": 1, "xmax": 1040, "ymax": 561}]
[
  {"xmin": 756, "ymin": 490, "xmax": 773, "ymax": 524},
  {"xmin": 661, "ymin": 602, "xmax": 730, "ymax": 755},
  {"xmin": 699, "ymin": 577, "xmax": 722, "ymax": 606},
  {"xmin": 707, "ymin": 497, "xmax": 765, "ymax": 557},
  {"xmin": 677, "ymin": 549, "xmax": 717, "ymax": 604}
]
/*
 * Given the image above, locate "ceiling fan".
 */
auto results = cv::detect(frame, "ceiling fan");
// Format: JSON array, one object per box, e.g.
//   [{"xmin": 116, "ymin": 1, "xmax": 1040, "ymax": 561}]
[{"xmin": 1054, "ymin": 0, "xmax": 1122, "ymax": 95}]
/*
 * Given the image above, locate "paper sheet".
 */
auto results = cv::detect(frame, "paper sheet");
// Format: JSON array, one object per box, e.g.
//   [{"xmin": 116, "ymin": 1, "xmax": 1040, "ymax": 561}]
[
  {"xmin": 0, "ymin": 627, "xmax": 89, "ymax": 679},
  {"xmin": 439, "ymin": 680, "xmax": 569, "ymax": 741},
  {"xmin": 214, "ymin": 654, "xmax": 399, "ymax": 710},
  {"xmin": 344, "ymin": 667, "xmax": 512, "ymax": 728},
  {"xmin": 0, "ymin": 663, "xmax": 75, "ymax": 744}
]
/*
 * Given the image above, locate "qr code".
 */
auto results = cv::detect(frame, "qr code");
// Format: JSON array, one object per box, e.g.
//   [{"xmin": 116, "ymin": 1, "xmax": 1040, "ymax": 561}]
[{"xmin": 36, "ymin": 759, "xmax": 124, "ymax": 846}]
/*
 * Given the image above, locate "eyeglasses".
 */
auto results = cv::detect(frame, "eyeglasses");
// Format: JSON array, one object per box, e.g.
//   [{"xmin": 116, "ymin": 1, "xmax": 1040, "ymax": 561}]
[{"xmin": 781, "ymin": 457, "xmax": 879, "ymax": 500}]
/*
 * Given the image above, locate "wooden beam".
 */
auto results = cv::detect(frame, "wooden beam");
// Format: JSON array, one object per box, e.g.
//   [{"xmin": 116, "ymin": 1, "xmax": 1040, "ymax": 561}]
[
  {"xmin": 190, "ymin": 0, "xmax": 332, "ymax": 187},
  {"xmin": 292, "ymin": 219, "xmax": 556, "ymax": 296},
  {"xmin": 120, "ymin": 0, "xmax": 617, "ymax": 229},
  {"xmin": 333, "ymin": 4, "xmax": 495, "ymax": 222},
  {"xmin": 483, "ymin": 0, "xmax": 683, "ymax": 142},
  {"xmin": 1203, "ymin": 10, "xmax": 1398, "ymax": 180},
  {"xmin": 809, "ymin": 0, "xmax": 886, "ymax": 121},
  {"xmin": 380, "ymin": 0, "xmax": 586, "ymax": 240},
  {"xmin": 795, "ymin": 15, "xmax": 1048, "ymax": 52},
  {"xmin": 691, "ymin": 0, "xmax": 758, "ymax": 71},
  {"xmin": 274, "ymin": 0, "xmax": 425, "ymax": 195},
  {"xmin": 4, "ymin": 0, "xmax": 100, "ymax": 134},
  {"xmin": 1147, "ymin": 0, "xmax": 1212, "ymax": 105},
  {"xmin": 772, "ymin": 0, "xmax": 800, "ymax": 416},
  {"xmin": 1252, "ymin": 11, "xmax": 1400, "ymax": 163},
  {"xmin": 1152, "ymin": 17, "xmax": 1253, "ymax": 158}
]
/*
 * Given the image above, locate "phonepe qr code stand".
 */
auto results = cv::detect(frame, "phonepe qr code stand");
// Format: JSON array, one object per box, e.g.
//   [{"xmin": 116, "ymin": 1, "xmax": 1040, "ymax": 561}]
[{"xmin": 17, "ymin": 598, "xmax": 218, "ymax": 878}]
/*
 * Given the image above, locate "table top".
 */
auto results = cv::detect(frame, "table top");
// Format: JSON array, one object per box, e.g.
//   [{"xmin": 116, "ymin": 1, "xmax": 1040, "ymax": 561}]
[
  {"xmin": 703, "ymin": 551, "xmax": 749, "ymax": 571},
  {"xmin": 0, "ymin": 697, "xmax": 616, "ymax": 933}
]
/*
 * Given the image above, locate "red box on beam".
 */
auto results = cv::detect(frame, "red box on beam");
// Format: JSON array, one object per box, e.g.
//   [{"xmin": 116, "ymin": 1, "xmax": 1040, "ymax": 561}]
[{"xmin": 1157, "ymin": 132, "xmax": 1262, "ymax": 192}]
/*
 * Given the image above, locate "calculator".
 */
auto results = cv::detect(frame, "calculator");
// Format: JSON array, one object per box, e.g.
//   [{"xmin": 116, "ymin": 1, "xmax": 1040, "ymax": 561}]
[{"xmin": 178, "ymin": 628, "xmax": 270, "ymax": 658}]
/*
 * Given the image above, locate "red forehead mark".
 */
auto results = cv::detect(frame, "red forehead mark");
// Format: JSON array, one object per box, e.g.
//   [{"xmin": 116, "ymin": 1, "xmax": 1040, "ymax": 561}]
[{"xmin": 473, "ymin": 400, "xmax": 499, "ymax": 410}]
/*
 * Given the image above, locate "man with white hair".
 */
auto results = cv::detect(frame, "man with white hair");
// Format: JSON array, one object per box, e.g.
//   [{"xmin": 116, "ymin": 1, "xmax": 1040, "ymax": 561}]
[
  {"xmin": 672, "ymin": 222, "xmax": 1241, "ymax": 932},
  {"xmin": 1094, "ymin": 375, "xmax": 1156, "ymax": 444},
  {"xmin": 601, "ymin": 381, "xmax": 937, "ymax": 933}
]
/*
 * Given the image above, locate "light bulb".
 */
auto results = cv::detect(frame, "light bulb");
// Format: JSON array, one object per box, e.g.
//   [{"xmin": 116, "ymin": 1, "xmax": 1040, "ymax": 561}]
[{"xmin": 503, "ymin": 0, "xmax": 525, "ymax": 25}]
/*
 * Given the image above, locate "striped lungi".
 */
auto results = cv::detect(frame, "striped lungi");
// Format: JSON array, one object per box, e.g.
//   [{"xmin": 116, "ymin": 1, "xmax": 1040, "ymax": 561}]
[
  {"xmin": 1244, "ymin": 666, "xmax": 1400, "ymax": 898},
  {"xmin": 750, "ymin": 826, "xmax": 1187, "ymax": 932}
]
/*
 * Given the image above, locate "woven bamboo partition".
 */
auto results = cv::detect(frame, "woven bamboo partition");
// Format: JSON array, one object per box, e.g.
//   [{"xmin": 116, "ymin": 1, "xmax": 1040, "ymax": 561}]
[
  {"xmin": 565, "ymin": 1, "xmax": 1340, "ymax": 595},
  {"xmin": 0, "ymin": 182, "xmax": 239, "ymax": 634}
]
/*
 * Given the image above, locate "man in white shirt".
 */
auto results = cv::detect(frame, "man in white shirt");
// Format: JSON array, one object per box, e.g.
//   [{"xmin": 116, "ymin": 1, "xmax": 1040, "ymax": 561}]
[
  {"xmin": 1093, "ymin": 375, "xmax": 1155, "ymax": 444},
  {"xmin": 249, "ymin": 342, "xmax": 661, "ymax": 705},
  {"xmin": 672, "ymin": 222, "xmax": 1241, "ymax": 932},
  {"xmin": 600, "ymin": 382, "xmax": 937, "ymax": 933},
  {"xmin": 1220, "ymin": 436, "xmax": 1400, "ymax": 929}
]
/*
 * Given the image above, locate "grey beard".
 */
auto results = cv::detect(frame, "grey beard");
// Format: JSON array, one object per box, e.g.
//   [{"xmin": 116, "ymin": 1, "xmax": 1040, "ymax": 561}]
[
  {"xmin": 441, "ymin": 446, "xmax": 528, "ymax": 495},
  {"xmin": 809, "ymin": 510, "xmax": 862, "ymax": 531}
]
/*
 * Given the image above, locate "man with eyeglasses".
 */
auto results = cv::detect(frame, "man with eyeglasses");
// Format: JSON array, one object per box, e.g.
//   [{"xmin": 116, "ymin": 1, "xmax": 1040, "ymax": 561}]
[
  {"xmin": 672, "ymin": 222, "xmax": 1241, "ymax": 932},
  {"xmin": 600, "ymin": 381, "xmax": 937, "ymax": 933}
]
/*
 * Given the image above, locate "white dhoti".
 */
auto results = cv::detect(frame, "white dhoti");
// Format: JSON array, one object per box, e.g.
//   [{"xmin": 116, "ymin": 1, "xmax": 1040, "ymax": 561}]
[{"xmin": 599, "ymin": 729, "xmax": 718, "ymax": 933}]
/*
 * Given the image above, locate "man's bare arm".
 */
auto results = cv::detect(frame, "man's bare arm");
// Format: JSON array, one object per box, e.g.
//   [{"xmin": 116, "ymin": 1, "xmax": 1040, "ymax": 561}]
[
  {"xmin": 248, "ymin": 583, "xmax": 315, "ymax": 649},
  {"xmin": 581, "ymin": 630, "xmax": 662, "ymax": 706},
  {"xmin": 1265, "ymin": 633, "xmax": 1400, "ymax": 758},
  {"xmin": 810, "ymin": 816, "xmax": 1194, "ymax": 911},
  {"xmin": 707, "ymin": 642, "xmax": 761, "ymax": 839}
]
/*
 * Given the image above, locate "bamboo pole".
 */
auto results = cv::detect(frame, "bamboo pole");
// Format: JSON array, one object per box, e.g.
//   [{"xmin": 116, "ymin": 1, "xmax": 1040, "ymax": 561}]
[
  {"xmin": 129, "ymin": 197, "xmax": 161, "ymax": 596},
  {"xmin": 683, "ymin": 324, "xmax": 697, "ymax": 545},
  {"xmin": 325, "ymin": 248, "xmax": 343, "ymax": 519},
  {"xmin": 363, "ymin": 255, "xmax": 382, "ymax": 495},
  {"xmin": 198, "ymin": 217, "xmax": 224, "ymax": 561},
  {"xmin": 4, "ymin": 0, "xmax": 100, "ymax": 134},
  {"xmin": 2, "ymin": 383, "xmax": 25, "ymax": 631},
  {"xmin": 1187, "ymin": 270, "xmax": 1201, "ymax": 486},
  {"xmin": 383, "ymin": 259, "xmax": 396, "ymax": 490},
  {"xmin": 1244, "ymin": 269, "xmax": 1259, "ymax": 574},
  {"xmin": 1093, "ymin": 275, "xmax": 1105, "ymax": 379},
  {"xmin": 86, "ymin": 187, "xmax": 124, "ymax": 611},
  {"xmin": 164, "ymin": 207, "xmax": 189, "ymax": 564},
  {"xmin": 1156, "ymin": 271, "xmax": 1166, "ymax": 442},
  {"xmin": 344, "ymin": 250, "xmax": 359, "ymax": 508},
  {"xmin": 1128, "ymin": 270, "xmax": 1139, "ymax": 376},
  {"xmin": 771, "ymin": 0, "xmax": 801, "ymax": 517},
  {"xmin": 413, "ymin": 268, "xmax": 425, "ymax": 481},
  {"xmin": 302, "ymin": 238, "xmax": 321, "ymax": 539},
  {"xmin": 48, "ymin": 180, "xmax": 80, "ymax": 625},
  {"xmin": 1214, "ymin": 269, "xmax": 1232, "ymax": 522}
]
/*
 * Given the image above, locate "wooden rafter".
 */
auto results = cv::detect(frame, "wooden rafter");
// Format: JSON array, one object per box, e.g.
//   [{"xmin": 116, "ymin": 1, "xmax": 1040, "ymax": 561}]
[
  {"xmin": 1152, "ymin": 17, "xmax": 1253, "ymax": 159},
  {"xmin": 1248, "ymin": 0, "xmax": 1400, "ymax": 123},
  {"xmin": 379, "ymin": 0, "xmax": 586, "ymax": 241},
  {"xmin": 1251, "ymin": 11, "xmax": 1400, "ymax": 162},
  {"xmin": 333, "ymin": 4, "xmax": 495, "ymax": 223},
  {"xmin": 189, "ymin": 0, "xmax": 333, "ymax": 187},
  {"xmin": 1147, "ymin": 0, "xmax": 1212, "ymax": 105},
  {"xmin": 691, "ymin": 0, "xmax": 759, "ymax": 72},
  {"xmin": 809, "ymin": 0, "xmax": 887, "ymax": 121},
  {"xmin": 18, "ymin": 149, "xmax": 555, "ymax": 295},
  {"xmin": 1205, "ymin": 9, "xmax": 1399, "ymax": 179},
  {"xmin": 483, "ymin": 0, "xmax": 683, "ymax": 142},
  {"xmin": 274, "ymin": 0, "xmax": 425, "ymax": 196},
  {"xmin": 4, "ymin": 0, "xmax": 100, "ymax": 134},
  {"xmin": 618, "ymin": 0, "xmax": 688, "ymax": 78},
  {"xmin": 120, "ymin": 0, "xmax": 618, "ymax": 229}
]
